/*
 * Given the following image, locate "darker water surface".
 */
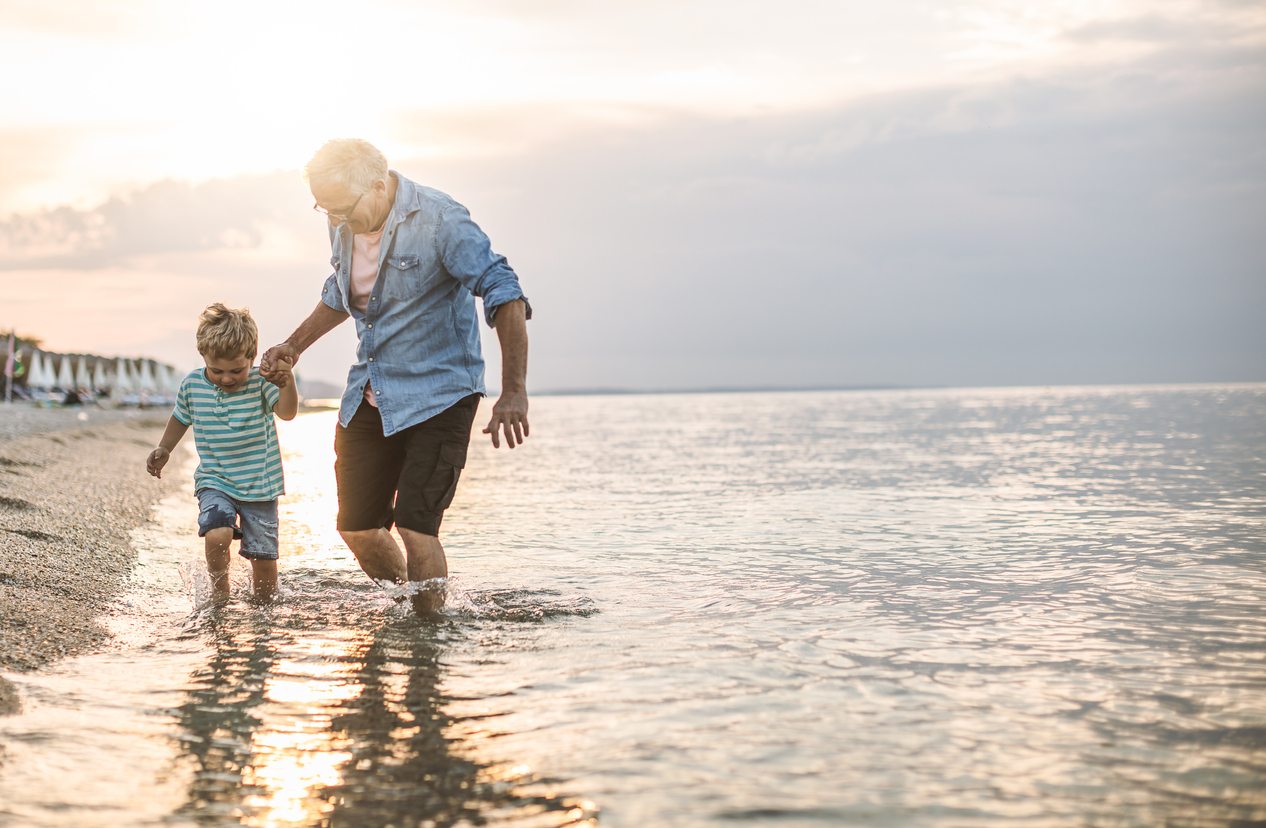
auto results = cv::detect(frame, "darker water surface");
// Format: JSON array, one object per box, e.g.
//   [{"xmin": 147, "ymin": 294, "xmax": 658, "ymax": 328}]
[{"xmin": 1, "ymin": 384, "xmax": 1264, "ymax": 827}]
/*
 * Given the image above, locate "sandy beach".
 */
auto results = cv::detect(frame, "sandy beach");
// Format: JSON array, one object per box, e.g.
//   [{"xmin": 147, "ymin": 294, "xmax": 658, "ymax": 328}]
[{"xmin": 0, "ymin": 405, "xmax": 184, "ymax": 714}]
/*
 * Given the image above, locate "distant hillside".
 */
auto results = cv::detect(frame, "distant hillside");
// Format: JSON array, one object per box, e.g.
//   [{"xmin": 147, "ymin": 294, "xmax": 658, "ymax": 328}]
[{"xmin": 298, "ymin": 377, "xmax": 343, "ymax": 399}]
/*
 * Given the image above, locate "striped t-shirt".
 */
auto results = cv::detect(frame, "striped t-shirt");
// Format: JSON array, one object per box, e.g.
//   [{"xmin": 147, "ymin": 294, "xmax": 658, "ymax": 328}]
[{"xmin": 173, "ymin": 367, "xmax": 284, "ymax": 501}]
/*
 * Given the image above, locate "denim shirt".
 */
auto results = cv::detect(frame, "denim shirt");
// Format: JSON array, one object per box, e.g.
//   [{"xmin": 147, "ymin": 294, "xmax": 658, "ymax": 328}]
[{"xmin": 320, "ymin": 172, "xmax": 531, "ymax": 436}]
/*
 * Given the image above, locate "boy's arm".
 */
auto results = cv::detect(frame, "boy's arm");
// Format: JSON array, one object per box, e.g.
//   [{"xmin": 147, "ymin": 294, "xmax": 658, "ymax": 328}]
[
  {"xmin": 147, "ymin": 415, "xmax": 189, "ymax": 478},
  {"xmin": 271, "ymin": 357, "xmax": 299, "ymax": 421}
]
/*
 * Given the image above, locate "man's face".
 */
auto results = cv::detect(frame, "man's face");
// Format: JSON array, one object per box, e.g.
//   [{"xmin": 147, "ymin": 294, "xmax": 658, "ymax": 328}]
[
  {"xmin": 313, "ymin": 180, "xmax": 377, "ymax": 235},
  {"xmin": 203, "ymin": 353, "xmax": 253, "ymax": 393}
]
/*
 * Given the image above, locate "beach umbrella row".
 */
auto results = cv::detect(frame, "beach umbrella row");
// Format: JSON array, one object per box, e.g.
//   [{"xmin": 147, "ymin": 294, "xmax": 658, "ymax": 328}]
[
  {"xmin": 55, "ymin": 354, "xmax": 75, "ymax": 390},
  {"xmin": 21, "ymin": 351, "xmax": 181, "ymax": 394}
]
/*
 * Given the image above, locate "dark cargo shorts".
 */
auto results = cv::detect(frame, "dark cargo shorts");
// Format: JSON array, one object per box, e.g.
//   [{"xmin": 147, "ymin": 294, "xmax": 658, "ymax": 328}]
[{"xmin": 334, "ymin": 394, "xmax": 480, "ymax": 537}]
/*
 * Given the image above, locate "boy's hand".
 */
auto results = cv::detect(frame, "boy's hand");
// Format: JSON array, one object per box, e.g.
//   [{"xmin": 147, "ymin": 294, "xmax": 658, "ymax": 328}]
[
  {"xmin": 147, "ymin": 447, "xmax": 170, "ymax": 478},
  {"xmin": 261, "ymin": 343, "xmax": 299, "ymax": 388}
]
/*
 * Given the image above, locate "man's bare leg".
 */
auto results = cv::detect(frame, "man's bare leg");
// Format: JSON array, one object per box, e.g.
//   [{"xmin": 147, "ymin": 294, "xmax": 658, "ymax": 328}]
[
  {"xmin": 339, "ymin": 527, "xmax": 448, "ymax": 615},
  {"xmin": 251, "ymin": 559, "xmax": 278, "ymax": 601},
  {"xmin": 339, "ymin": 528, "xmax": 408, "ymax": 584},
  {"xmin": 400, "ymin": 528, "xmax": 448, "ymax": 615},
  {"xmin": 204, "ymin": 527, "xmax": 234, "ymax": 603}
]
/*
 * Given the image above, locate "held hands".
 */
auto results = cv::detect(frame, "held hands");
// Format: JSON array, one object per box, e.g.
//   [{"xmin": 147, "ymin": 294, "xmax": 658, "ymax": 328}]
[
  {"xmin": 271, "ymin": 354, "xmax": 295, "ymax": 382},
  {"xmin": 483, "ymin": 390, "xmax": 529, "ymax": 449},
  {"xmin": 146, "ymin": 447, "xmax": 170, "ymax": 478},
  {"xmin": 260, "ymin": 343, "xmax": 299, "ymax": 388}
]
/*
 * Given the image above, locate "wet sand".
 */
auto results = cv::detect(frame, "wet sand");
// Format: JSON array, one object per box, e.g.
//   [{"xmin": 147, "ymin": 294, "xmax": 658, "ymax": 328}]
[{"xmin": 0, "ymin": 405, "xmax": 184, "ymax": 714}]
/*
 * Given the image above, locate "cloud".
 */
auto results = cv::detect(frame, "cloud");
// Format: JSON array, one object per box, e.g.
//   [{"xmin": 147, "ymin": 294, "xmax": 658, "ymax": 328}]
[
  {"xmin": 2, "ymin": 33, "xmax": 1263, "ymax": 390},
  {"xmin": 0, "ymin": 171, "xmax": 313, "ymax": 270},
  {"xmin": 403, "ymin": 43, "xmax": 1265, "ymax": 388}
]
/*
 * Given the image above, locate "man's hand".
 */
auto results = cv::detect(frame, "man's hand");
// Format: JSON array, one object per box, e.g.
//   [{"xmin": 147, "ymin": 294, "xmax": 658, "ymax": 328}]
[
  {"xmin": 483, "ymin": 390, "xmax": 529, "ymax": 448},
  {"xmin": 486, "ymin": 299, "xmax": 529, "ymax": 449},
  {"xmin": 271, "ymin": 353, "xmax": 295, "ymax": 380},
  {"xmin": 261, "ymin": 343, "xmax": 300, "ymax": 388},
  {"xmin": 147, "ymin": 447, "xmax": 170, "ymax": 478}
]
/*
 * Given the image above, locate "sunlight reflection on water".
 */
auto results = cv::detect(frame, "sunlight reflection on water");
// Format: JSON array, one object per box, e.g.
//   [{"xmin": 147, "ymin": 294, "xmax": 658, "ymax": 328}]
[{"xmin": 0, "ymin": 384, "xmax": 1264, "ymax": 827}]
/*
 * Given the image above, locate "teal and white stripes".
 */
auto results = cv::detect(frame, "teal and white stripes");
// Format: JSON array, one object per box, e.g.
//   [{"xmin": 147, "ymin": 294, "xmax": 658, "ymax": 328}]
[{"xmin": 173, "ymin": 367, "xmax": 284, "ymax": 501}]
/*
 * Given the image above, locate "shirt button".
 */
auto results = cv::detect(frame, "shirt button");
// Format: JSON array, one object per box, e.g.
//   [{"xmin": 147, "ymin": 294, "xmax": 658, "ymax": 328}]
[
  {"xmin": 375, "ymin": 390, "xmax": 381, "ymax": 396},
  {"xmin": 368, "ymin": 357, "xmax": 374, "ymax": 361},
  {"xmin": 371, "ymin": 296, "xmax": 376, "ymax": 301},
  {"xmin": 367, "ymin": 323, "xmax": 373, "ymax": 328}
]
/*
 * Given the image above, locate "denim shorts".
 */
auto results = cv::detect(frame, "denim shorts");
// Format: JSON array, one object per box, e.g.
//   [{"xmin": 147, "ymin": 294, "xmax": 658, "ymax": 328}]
[{"xmin": 196, "ymin": 488, "xmax": 280, "ymax": 561}]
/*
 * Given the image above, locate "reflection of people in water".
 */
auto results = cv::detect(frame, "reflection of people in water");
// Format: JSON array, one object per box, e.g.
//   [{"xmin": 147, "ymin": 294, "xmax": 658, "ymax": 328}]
[
  {"xmin": 318, "ymin": 621, "xmax": 489, "ymax": 823},
  {"xmin": 171, "ymin": 616, "xmax": 578, "ymax": 826},
  {"xmin": 173, "ymin": 621, "xmax": 278, "ymax": 821},
  {"xmin": 319, "ymin": 620, "xmax": 581, "ymax": 825}
]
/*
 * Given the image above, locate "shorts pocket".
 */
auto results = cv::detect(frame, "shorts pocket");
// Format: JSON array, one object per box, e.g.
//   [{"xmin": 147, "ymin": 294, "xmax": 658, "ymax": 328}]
[{"xmin": 423, "ymin": 441, "xmax": 468, "ymax": 513}]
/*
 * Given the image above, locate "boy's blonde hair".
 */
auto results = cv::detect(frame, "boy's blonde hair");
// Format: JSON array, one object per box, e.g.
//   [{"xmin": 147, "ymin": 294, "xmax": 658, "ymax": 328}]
[{"xmin": 196, "ymin": 303, "xmax": 258, "ymax": 360}]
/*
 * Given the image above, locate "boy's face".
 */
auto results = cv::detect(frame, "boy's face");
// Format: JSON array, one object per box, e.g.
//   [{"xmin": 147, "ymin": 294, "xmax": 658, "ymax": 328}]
[{"xmin": 202, "ymin": 353, "xmax": 253, "ymax": 393}]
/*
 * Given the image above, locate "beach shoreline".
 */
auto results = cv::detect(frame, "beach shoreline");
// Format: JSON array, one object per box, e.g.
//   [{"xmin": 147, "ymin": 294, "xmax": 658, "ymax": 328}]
[{"xmin": 0, "ymin": 404, "xmax": 185, "ymax": 715}]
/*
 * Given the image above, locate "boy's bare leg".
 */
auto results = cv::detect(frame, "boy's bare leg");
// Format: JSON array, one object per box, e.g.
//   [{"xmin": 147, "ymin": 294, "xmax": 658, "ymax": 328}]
[
  {"xmin": 340, "ymin": 528, "xmax": 407, "ymax": 583},
  {"xmin": 400, "ymin": 528, "xmax": 448, "ymax": 616},
  {"xmin": 251, "ymin": 560, "xmax": 278, "ymax": 601},
  {"xmin": 204, "ymin": 527, "xmax": 234, "ymax": 602}
]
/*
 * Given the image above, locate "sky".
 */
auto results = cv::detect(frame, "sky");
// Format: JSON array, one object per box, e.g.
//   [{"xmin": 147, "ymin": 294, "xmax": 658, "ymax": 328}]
[{"xmin": 1, "ymin": 0, "xmax": 1263, "ymax": 392}]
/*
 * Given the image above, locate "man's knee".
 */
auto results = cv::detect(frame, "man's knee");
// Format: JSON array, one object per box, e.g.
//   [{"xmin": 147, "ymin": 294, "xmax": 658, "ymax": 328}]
[
  {"xmin": 338, "ymin": 527, "xmax": 370, "ymax": 550},
  {"xmin": 398, "ymin": 525, "xmax": 440, "ymax": 544},
  {"xmin": 339, "ymin": 527, "xmax": 388, "ymax": 554}
]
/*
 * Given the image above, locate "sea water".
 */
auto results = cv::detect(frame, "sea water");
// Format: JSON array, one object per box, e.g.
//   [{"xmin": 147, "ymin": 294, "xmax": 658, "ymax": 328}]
[{"xmin": 0, "ymin": 384, "xmax": 1263, "ymax": 827}]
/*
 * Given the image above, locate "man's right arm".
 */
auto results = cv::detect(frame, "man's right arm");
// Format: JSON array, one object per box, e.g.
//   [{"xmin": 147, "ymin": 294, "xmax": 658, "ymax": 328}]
[{"xmin": 260, "ymin": 301, "xmax": 349, "ymax": 387}]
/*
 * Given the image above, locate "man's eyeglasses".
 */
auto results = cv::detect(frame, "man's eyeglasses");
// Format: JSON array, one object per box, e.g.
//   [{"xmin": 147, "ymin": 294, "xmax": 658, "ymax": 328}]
[{"xmin": 313, "ymin": 190, "xmax": 365, "ymax": 222}]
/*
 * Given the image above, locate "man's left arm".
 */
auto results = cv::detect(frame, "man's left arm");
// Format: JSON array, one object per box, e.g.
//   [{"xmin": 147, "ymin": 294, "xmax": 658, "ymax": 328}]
[
  {"xmin": 483, "ymin": 299, "xmax": 529, "ymax": 449},
  {"xmin": 435, "ymin": 204, "xmax": 533, "ymax": 449}
]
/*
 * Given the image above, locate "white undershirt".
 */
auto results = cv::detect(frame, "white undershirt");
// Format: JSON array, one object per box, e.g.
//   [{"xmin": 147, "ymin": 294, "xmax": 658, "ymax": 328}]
[{"xmin": 350, "ymin": 225, "xmax": 385, "ymax": 407}]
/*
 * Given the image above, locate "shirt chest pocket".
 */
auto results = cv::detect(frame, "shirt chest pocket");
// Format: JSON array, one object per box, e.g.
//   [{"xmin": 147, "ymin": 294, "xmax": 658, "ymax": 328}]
[
  {"xmin": 384, "ymin": 254, "xmax": 438, "ymax": 301},
  {"xmin": 225, "ymin": 409, "xmax": 264, "ymax": 432},
  {"xmin": 223, "ymin": 393, "xmax": 270, "ymax": 431}
]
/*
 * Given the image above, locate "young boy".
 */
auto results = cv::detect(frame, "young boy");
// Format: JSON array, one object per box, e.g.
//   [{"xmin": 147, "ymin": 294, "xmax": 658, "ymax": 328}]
[{"xmin": 147, "ymin": 303, "xmax": 298, "ymax": 602}]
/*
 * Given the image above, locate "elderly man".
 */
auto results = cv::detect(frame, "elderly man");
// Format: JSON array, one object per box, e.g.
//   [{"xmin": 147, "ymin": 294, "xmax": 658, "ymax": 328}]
[{"xmin": 261, "ymin": 138, "xmax": 530, "ymax": 615}]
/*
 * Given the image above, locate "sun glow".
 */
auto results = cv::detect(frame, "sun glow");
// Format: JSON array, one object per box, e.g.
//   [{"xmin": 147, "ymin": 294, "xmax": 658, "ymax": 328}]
[
  {"xmin": 233, "ymin": 635, "xmax": 365, "ymax": 827},
  {"xmin": 2, "ymin": 0, "xmax": 1217, "ymax": 213}
]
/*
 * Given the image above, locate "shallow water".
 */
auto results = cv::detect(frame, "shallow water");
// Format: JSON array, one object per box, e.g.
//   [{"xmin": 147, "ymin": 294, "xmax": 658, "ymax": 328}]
[{"xmin": 2, "ymin": 384, "xmax": 1264, "ymax": 827}]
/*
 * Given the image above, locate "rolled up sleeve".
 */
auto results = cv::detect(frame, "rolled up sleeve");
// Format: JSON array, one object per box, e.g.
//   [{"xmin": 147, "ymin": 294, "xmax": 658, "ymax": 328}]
[
  {"xmin": 320, "ymin": 273, "xmax": 344, "ymax": 312},
  {"xmin": 436, "ymin": 205, "xmax": 532, "ymax": 326}
]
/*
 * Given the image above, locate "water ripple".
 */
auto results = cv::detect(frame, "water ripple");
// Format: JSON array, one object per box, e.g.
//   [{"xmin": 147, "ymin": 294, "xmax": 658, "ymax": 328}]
[{"xmin": 1, "ymin": 384, "xmax": 1262, "ymax": 827}]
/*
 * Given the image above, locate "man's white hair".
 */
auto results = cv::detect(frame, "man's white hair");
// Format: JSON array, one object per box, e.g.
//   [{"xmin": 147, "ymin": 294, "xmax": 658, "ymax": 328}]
[{"xmin": 303, "ymin": 138, "xmax": 388, "ymax": 195}]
